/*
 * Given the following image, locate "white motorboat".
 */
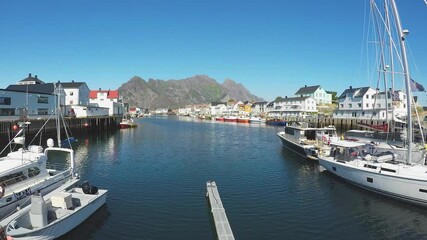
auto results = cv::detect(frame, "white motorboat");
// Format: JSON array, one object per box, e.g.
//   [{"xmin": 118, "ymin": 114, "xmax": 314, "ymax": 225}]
[
  {"xmin": 0, "ymin": 85, "xmax": 77, "ymax": 219},
  {"xmin": 277, "ymin": 122, "xmax": 339, "ymax": 160},
  {"xmin": 318, "ymin": 0, "xmax": 427, "ymax": 207},
  {"xmin": 4, "ymin": 181, "xmax": 107, "ymax": 240}
]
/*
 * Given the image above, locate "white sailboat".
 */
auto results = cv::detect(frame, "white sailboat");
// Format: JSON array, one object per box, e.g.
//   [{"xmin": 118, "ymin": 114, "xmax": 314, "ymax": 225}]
[
  {"xmin": 318, "ymin": 0, "xmax": 427, "ymax": 206},
  {"xmin": 0, "ymin": 83, "xmax": 77, "ymax": 219}
]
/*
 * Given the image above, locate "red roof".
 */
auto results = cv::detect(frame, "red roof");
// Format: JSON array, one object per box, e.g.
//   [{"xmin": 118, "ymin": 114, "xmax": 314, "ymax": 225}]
[{"xmin": 89, "ymin": 90, "xmax": 119, "ymax": 99}]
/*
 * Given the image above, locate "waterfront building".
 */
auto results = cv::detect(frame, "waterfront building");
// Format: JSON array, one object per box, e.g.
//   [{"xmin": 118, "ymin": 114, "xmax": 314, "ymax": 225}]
[
  {"xmin": 266, "ymin": 96, "xmax": 317, "ymax": 118},
  {"xmin": 333, "ymin": 86, "xmax": 407, "ymax": 120},
  {"xmin": 210, "ymin": 102, "xmax": 227, "ymax": 116},
  {"xmin": 61, "ymin": 81, "xmax": 90, "ymax": 106},
  {"xmin": 89, "ymin": 89, "xmax": 124, "ymax": 116},
  {"xmin": 2, "ymin": 74, "xmax": 66, "ymax": 120},
  {"xmin": 295, "ymin": 85, "xmax": 332, "ymax": 104},
  {"xmin": 250, "ymin": 101, "xmax": 268, "ymax": 116}
]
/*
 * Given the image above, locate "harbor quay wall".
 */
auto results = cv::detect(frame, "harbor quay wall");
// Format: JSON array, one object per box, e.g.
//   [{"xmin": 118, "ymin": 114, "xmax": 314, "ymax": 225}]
[
  {"xmin": 0, "ymin": 116, "xmax": 121, "ymax": 146},
  {"xmin": 283, "ymin": 116, "xmax": 388, "ymax": 133}
]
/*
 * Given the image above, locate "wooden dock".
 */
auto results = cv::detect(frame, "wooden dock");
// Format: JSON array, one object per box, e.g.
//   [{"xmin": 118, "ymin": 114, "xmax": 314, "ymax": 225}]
[{"xmin": 206, "ymin": 181, "xmax": 235, "ymax": 240}]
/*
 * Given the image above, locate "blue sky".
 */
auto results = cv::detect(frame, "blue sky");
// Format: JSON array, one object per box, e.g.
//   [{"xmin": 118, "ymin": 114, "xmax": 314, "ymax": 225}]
[{"xmin": 0, "ymin": 0, "xmax": 426, "ymax": 103}]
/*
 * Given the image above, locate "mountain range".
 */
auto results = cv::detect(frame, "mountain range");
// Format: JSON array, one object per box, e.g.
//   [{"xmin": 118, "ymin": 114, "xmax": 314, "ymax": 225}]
[{"xmin": 118, "ymin": 75, "xmax": 264, "ymax": 109}]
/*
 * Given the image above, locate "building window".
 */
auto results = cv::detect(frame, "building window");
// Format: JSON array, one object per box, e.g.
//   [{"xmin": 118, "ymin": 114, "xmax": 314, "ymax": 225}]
[
  {"xmin": 340, "ymin": 104, "xmax": 344, "ymax": 108},
  {"xmin": 358, "ymin": 103, "xmax": 361, "ymax": 107},
  {"xmin": 70, "ymin": 92, "xmax": 74, "ymax": 96},
  {"xmin": 70, "ymin": 100, "xmax": 73, "ymax": 105},
  {"xmin": 349, "ymin": 104, "xmax": 352, "ymax": 108},
  {"xmin": 0, "ymin": 97, "xmax": 11, "ymax": 105},
  {"xmin": 0, "ymin": 108, "xmax": 15, "ymax": 116},
  {"xmin": 366, "ymin": 95, "xmax": 369, "ymax": 99},
  {"xmin": 366, "ymin": 103, "xmax": 369, "ymax": 108},
  {"xmin": 377, "ymin": 104, "xmax": 381, "ymax": 108},
  {"xmin": 37, "ymin": 108, "xmax": 49, "ymax": 115},
  {"xmin": 37, "ymin": 96, "xmax": 49, "ymax": 104}
]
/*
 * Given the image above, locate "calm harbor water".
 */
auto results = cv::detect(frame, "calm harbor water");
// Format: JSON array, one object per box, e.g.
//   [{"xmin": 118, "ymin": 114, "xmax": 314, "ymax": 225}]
[{"xmin": 59, "ymin": 116, "xmax": 427, "ymax": 240}]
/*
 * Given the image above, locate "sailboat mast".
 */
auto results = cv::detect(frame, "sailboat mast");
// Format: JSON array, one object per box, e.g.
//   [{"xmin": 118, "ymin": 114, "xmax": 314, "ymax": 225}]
[
  {"xmin": 389, "ymin": 0, "xmax": 412, "ymax": 164},
  {"xmin": 56, "ymin": 83, "xmax": 62, "ymax": 148}
]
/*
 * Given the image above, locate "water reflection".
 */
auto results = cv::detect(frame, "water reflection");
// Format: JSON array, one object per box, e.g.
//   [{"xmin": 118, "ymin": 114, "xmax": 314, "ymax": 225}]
[{"xmin": 59, "ymin": 204, "xmax": 111, "ymax": 240}]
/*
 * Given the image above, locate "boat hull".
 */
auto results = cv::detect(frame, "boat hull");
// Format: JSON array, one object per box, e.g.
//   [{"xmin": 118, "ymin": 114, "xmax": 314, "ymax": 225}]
[
  {"xmin": 0, "ymin": 173, "xmax": 72, "ymax": 220},
  {"xmin": 319, "ymin": 157, "xmax": 427, "ymax": 207},
  {"xmin": 266, "ymin": 120, "xmax": 286, "ymax": 126},
  {"xmin": 277, "ymin": 133, "xmax": 317, "ymax": 160},
  {"xmin": 7, "ymin": 190, "xmax": 108, "ymax": 240}
]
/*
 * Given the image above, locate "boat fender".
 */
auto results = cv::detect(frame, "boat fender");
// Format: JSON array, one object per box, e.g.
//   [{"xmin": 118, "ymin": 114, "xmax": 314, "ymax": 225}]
[
  {"xmin": 0, "ymin": 185, "xmax": 4, "ymax": 198},
  {"xmin": 81, "ymin": 181, "xmax": 99, "ymax": 195}
]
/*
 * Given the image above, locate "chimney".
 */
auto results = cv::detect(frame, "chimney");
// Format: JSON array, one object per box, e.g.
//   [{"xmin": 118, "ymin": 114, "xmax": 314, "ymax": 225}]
[
  {"xmin": 34, "ymin": 75, "xmax": 38, "ymax": 79},
  {"xmin": 28, "ymin": 73, "xmax": 32, "ymax": 77},
  {"xmin": 72, "ymin": 80, "xmax": 74, "ymax": 83},
  {"xmin": 285, "ymin": 96, "xmax": 288, "ymax": 98},
  {"xmin": 305, "ymin": 85, "xmax": 307, "ymax": 88},
  {"xmin": 349, "ymin": 86, "xmax": 352, "ymax": 89},
  {"xmin": 99, "ymin": 88, "xmax": 101, "ymax": 91}
]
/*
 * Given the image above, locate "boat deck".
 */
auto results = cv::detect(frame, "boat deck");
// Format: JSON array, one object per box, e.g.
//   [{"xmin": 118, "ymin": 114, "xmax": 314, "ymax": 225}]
[{"xmin": 206, "ymin": 181, "xmax": 235, "ymax": 240}]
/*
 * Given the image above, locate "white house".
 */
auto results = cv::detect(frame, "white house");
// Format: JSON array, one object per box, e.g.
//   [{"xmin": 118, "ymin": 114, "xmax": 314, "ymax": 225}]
[
  {"xmin": 1, "ymin": 74, "xmax": 66, "ymax": 120},
  {"xmin": 71, "ymin": 105, "xmax": 109, "ymax": 118},
  {"xmin": 89, "ymin": 89, "xmax": 124, "ymax": 116},
  {"xmin": 61, "ymin": 81, "xmax": 90, "ymax": 106},
  {"xmin": 295, "ymin": 85, "xmax": 332, "ymax": 104},
  {"xmin": 266, "ymin": 96, "xmax": 317, "ymax": 117},
  {"xmin": 333, "ymin": 86, "xmax": 407, "ymax": 119},
  {"xmin": 210, "ymin": 102, "xmax": 228, "ymax": 116},
  {"xmin": 251, "ymin": 101, "xmax": 268, "ymax": 116}
]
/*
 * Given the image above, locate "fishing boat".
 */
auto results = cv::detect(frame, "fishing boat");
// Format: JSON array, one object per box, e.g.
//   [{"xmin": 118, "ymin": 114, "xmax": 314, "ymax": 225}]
[
  {"xmin": 236, "ymin": 116, "xmax": 250, "ymax": 123},
  {"xmin": 266, "ymin": 118, "xmax": 286, "ymax": 126},
  {"xmin": 224, "ymin": 116, "xmax": 237, "ymax": 122},
  {"xmin": 318, "ymin": 0, "xmax": 427, "ymax": 207},
  {"xmin": 119, "ymin": 118, "xmax": 137, "ymax": 128},
  {"xmin": 0, "ymin": 84, "xmax": 77, "ymax": 219},
  {"xmin": 4, "ymin": 181, "xmax": 107, "ymax": 240},
  {"xmin": 249, "ymin": 117, "xmax": 263, "ymax": 123},
  {"xmin": 215, "ymin": 116, "xmax": 225, "ymax": 121},
  {"xmin": 277, "ymin": 122, "xmax": 339, "ymax": 160}
]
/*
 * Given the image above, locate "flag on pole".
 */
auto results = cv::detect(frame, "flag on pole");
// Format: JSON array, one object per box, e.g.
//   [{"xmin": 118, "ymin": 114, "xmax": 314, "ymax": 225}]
[{"xmin": 410, "ymin": 78, "xmax": 425, "ymax": 92}]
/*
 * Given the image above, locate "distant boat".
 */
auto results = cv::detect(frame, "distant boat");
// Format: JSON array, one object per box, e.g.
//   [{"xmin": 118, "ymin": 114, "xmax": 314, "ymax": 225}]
[
  {"xmin": 249, "ymin": 117, "xmax": 263, "ymax": 123},
  {"xmin": 120, "ymin": 118, "xmax": 137, "ymax": 128},
  {"xmin": 215, "ymin": 117, "xmax": 225, "ymax": 121},
  {"xmin": 224, "ymin": 116, "xmax": 237, "ymax": 122},
  {"xmin": 266, "ymin": 118, "xmax": 286, "ymax": 126},
  {"xmin": 236, "ymin": 116, "xmax": 250, "ymax": 123},
  {"xmin": 4, "ymin": 181, "xmax": 107, "ymax": 240}
]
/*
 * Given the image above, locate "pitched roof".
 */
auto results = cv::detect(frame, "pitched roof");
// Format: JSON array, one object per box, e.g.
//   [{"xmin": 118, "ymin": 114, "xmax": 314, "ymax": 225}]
[
  {"xmin": 18, "ymin": 73, "xmax": 45, "ymax": 84},
  {"xmin": 276, "ymin": 96, "xmax": 310, "ymax": 102},
  {"xmin": 338, "ymin": 87, "xmax": 371, "ymax": 99},
  {"xmin": 89, "ymin": 90, "xmax": 119, "ymax": 99},
  {"xmin": 295, "ymin": 85, "xmax": 320, "ymax": 95},
  {"xmin": 6, "ymin": 83, "xmax": 56, "ymax": 95},
  {"xmin": 60, "ymin": 82, "xmax": 87, "ymax": 89}
]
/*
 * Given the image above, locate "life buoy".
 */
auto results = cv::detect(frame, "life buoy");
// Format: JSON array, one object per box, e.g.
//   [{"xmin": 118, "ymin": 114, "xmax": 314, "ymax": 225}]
[
  {"xmin": 322, "ymin": 135, "xmax": 327, "ymax": 143},
  {"xmin": 0, "ymin": 185, "xmax": 4, "ymax": 198}
]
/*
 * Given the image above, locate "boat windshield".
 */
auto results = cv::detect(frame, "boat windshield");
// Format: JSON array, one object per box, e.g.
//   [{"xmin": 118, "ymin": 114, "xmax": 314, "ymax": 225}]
[{"xmin": 330, "ymin": 145, "xmax": 366, "ymax": 161}]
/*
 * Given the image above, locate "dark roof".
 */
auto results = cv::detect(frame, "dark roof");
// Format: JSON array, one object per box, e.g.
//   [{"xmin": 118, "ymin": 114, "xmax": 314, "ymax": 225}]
[
  {"xmin": 295, "ymin": 85, "xmax": 320, "ymax": 95},
  {"xmin": 6, "ymin": 83, "xmax": 56, "ymax": 95},
  {"xmin": 338, "ymin": 87, "xmax": 371, "ymax": 99},
  {"xmin": 60, "ymin": 82, "xmax": 87, "ymax": 89},
  {"xmin": 18, "ymin": 73, "xmax": 45, "ymax": 84},
  {"xmin": 210, "ymin": 102, "xmax": 226, "ymax": 106},
  {"xmin": 276, "ymin": 96, "xmax": 310, "ymax": 102},
  {"xmin": 251, "ymin": 101, "xmax": 268, "ymax": 106}
]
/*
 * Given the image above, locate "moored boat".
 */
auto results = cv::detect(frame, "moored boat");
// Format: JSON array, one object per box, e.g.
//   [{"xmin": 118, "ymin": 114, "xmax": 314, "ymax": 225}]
[
  {"xmin": 318, "ymin": 0, "xmax": 427, "ymax": 207},
  {"xmin": 236, "ymin": 116, "xmax": 250, "ymax": 123},
  {"xmin": 277, "ymin": 122, "xmax": 339, "ymax": 160},
  {"xmin": 224, "ymin": 116, "xmax": 237, "ymax": 122},
  {"xmin": 119, "ymin": 118, "xmax": 137, "ymax": 128},
  {"xmin": 4, "ymin": 181, "xmax": 107, "ymax": 240},
  {"xmin": 266, "ymin": 118, "xmax": 286, "ymax": 126}
]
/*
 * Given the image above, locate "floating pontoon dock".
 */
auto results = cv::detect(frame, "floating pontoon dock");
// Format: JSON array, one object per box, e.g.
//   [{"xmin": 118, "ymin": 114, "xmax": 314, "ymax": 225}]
[{"xmin": 206, "ymin": 181, "xmax": 235, "ymax": 240}]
